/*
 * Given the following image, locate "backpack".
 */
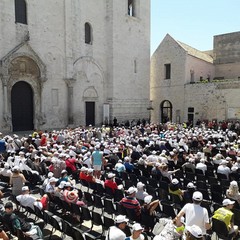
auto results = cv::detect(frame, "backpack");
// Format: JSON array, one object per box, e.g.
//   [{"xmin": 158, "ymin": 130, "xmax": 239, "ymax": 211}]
[{"xmin": 16, "ymin": 216, "xmax": 32, "ymax": 232}]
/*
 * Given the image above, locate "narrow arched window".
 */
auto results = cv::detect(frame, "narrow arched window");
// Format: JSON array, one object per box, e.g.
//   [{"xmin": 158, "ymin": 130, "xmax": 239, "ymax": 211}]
[
  {"xmin": 85, "ymin": 22, "xmax": 92, "ymax": 44},
  {"xmin": 15, "ymin": 0, "xmax": 27, "ymax": 24}
]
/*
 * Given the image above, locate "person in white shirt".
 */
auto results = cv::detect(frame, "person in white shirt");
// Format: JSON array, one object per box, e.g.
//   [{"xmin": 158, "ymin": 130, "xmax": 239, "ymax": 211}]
[
  {"xmin": 195, "ymin": 159, "xmax": 207, "ymax": 174},
  {"xmin": 106, "ymin": 215, "xmax": 129, "ymax": 240},
  {"xmin": 176, "ymin": 191, "xmax": 211, "ymax": 236},
  {"xmin": 135, "ymin": 182, "xmax": 149, "ymax": 201},
  {"xmin": 217, "ymin": 160, "xmax": 231, "ymax": 179},
  {"xmin": 0, "ymin": 163, "xmax": 12, "ymax": 177},
  {"xmin": 16, "ymin": 186, "xmax": 36, "ymax": 210}
]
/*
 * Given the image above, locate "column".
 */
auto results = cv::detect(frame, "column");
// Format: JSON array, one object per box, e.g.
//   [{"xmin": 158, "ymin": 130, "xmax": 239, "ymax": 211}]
[{"xmin": 64, "ymin": 78, "xmax": 76, "ymax": 125}]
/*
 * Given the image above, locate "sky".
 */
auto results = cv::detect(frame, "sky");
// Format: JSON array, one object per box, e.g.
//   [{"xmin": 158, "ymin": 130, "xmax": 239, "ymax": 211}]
[{"xmin": 151, "ymin": 0, "xmax": 240, "ymax": 56}]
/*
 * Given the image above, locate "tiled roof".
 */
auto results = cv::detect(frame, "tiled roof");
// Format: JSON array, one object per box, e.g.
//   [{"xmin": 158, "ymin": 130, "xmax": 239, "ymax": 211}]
[{"xmin": 177, "ymin": 41, "xmax": 213, "ymax": 63}]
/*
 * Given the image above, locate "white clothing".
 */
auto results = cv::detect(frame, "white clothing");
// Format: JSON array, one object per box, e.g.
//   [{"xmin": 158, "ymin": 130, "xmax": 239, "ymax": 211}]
[
  {"xmin": 181, "ymin": 203, "xmax": 209, "ymax": 234},
  {"xmin": 135, "ymin": 190, "xmax": 149, "ymax": 201},
  {"xmin": 16, "ymin": 194, "xmax": 36, "ymax": 210},
  {"xmin": 196, "ymin": 163, "xmax": 207, "ymax": 174},
  {"xmin": 106, "ymin": 226, "xmax": 126, "ymax": 240},
  {"xmin": 217, "ymin": 165, "xmax": 231, "ymax": 179},
  {"xmin": 0, "ymin": 168, "xmax": 12, "ymax": 177}
]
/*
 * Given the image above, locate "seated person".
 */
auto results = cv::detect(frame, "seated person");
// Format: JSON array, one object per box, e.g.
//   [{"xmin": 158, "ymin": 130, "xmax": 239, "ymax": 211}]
[
  {"xmin": 153, "ymin": 217, "xmax": 185, "ymax": 240},
  {"xmin": 120, "ymin": 187, "xmax": 141, "ymax": 220},
  {"xmin": 85, "ymin": 168, "xmax": 96, "ymax": 183},
  {"xmin": 0, "ymin": 202, "xmax": 43, "ymax": 239},
  {"xmin": 79, "ymin": 166, "xmax": 88, "ymax": 181},
  {"xmin": 104, "ymin": 173, "xmax": 118, "ymax": 192},
  {"xmin": 183, "ymin": 182, "xmax": 196, "ymax": 203},
  {"xmin": 135, "ymin": 182, "xmax": 149, "ymax": 201},
  {"xmin": 169, "ymin": 178, "xmax": 184, "ymax": 201},
  {"xmin": 16, "ymin": 186, "xmax": 48, "ymax": 210}
]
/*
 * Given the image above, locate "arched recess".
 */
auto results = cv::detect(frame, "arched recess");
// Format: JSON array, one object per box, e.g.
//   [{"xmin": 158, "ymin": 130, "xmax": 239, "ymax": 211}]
[
  {"xmin": 11, "ymin": 81, "xmax": 33, "ymax": 131},
  {"xmin": 0, "ymin": 45, "xmax": 47, "ymax": 130},
  {"xmin": 83, "ymin": 87, "xmax": 98, "ymax": 126},
  {"xmin": 160, "ymin": 100, "xmax": 172, "ymax": 123}
]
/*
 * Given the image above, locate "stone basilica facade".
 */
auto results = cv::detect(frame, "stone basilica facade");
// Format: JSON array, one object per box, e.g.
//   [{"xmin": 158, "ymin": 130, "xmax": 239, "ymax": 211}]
[{"xmin": 0, "ymin": 0, "xmax": 150, "ymax": 131}]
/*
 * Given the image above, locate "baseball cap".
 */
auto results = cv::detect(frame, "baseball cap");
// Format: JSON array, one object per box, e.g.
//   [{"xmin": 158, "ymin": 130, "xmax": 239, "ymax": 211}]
[
  {"xmin": 107, "ymin": 173, "xmax": 116, "ymax": 179},
  {"xmin": 172, "ymin": 178, "xmax": 179, "ymax": 185},
  {"xmin": 22, "ymin": 186, "xmax": 29, "ymax": 191},
  {"xmin": 49, "ymin": 177, "xmax": 58, "ymax": 183},
  {"xmin": 186, "ymin": 225, "xmax": 203, "ymax": 238},
  {"xmin": 132, "ymin": 223, "xmax": 144, "ymax": 231},
  {"xmin": 81, "ymin": 167, "xmax": 88, "ymax": 171},
  {"xmin": 87, "ymin": 168, "xmax": 94, "ymax": 173},
  {"xmin": 61, "ymin": 170, "xmax": 68, "ymax": 174},
  {"xmin": 48, "ymin": 172, "xmax": 54, "ymax": 178},
  {"xmin": 58, "ymin": 181, "xmax": 66, "ymax": 189},
  {"xmin": 64, "ymin": 182, "xmax": 72, "ymax": 187},
  {"xmin": 230, "ymin": 181, "xmax": 238, "ymax": 187},
  {"xmin": 222, "ymin": 199, "xmax": 235, "ymax": 206},
  {"xmin": 192, "ymin": 191, "xmax": 203, "ymax": 201},
  {"xmin": 4, "ymin": 163, "xmax": 9, "ymax": 169},
  {"xmin": 187, "ymin": 182, "xmax": 196, "ymax": 189},
  {"xmin": 137, "ymin": 182, "xmax": 145, "ymax": 189},
  {"xmin": 115, "ymin": 215, "xmax": 129, "ymax": 223},
  {"xmin": 144, "ymin": 195, "xmax": 153, "ymax": 204},
  {"xmin": 127, "ymin": 187, "xmax": 137, "ymax": 195}
]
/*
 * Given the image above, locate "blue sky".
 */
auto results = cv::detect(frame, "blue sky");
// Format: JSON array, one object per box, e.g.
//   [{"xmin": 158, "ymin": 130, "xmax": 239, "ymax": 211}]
[{"xmin": 151, "ymin": 0, "xmax": 240, "ymax": 55}]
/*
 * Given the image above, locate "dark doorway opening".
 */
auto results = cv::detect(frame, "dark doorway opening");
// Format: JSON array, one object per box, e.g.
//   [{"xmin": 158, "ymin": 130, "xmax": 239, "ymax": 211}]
[
  {"xmin": 85, "ymin": 102, "xmax": 95, "ymax": 126},
  {"xmin": 11, "ymin": 81, "xmax": 34, "ymax": 131}
]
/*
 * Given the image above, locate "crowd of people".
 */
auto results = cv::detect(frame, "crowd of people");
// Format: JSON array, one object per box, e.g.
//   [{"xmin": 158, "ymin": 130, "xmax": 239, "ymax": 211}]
[{"xmin": 0, "ymin": 120, "xmax": 240, "ymax": 239}]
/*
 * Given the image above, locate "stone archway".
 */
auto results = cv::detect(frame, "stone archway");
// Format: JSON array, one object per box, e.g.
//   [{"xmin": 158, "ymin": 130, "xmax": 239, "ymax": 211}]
[
  {"xmin": 8, "ymin": 56, "xmax": 41, "ymax": 131},
  {"xmin": 11, "ymin": 81, "xmax": 34, "ymax": 131},
  {"xmin": 0, "ymin": 42, "xmax": 47, "ymax": 131}
]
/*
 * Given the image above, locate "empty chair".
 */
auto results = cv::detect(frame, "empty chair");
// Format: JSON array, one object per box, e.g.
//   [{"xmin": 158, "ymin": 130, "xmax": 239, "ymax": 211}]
[
  {"xmin": 115, "ymin": 202, "xmax": 127, "ymax": 215},
  {"xmin": 80, "ymin": 206, "xmax": 92, "ymax": 222},
  {"xmin": 103, "ymin": 215, "xmax": 115, "ymax": 232},
  {"xmin": 148, "ymin": 178, "xmax": 159, "ymax": 188},
  {"xmin": 84, "ymin": 191, "xmax": 94, "ymax": 207},
  {"xmin": 212, "ymin": 218, "xmax": 233, "ymax": 240},
  {"xmin": 161, "ymin": 200, "xmax": 176, "ymax": 219},
  {"xmin": 96, "ymin": 182, "xmax": 106, "ymax": 196},
  {"xmin": 92, "ymin": 194, "xmax": 104, "ymax": 212},
  {"xmin": 114, "ymin": 188, "xmax": 124, "ymax": 202},
  {"xmin": 104, "ymin": 198, "xmax": 116, "ymax": 216},
  {"xmin": 105, "ymin": 185, "xmax": 115, "ymax": 199},
  {"xmin": 91, "ymin": 211, "xmax": 104, "ymax": 235}
]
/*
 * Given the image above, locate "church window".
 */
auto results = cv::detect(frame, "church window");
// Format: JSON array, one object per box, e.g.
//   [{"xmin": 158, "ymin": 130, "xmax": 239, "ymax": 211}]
[
  {"xmin": 128, "ymin": 0, "xmax": 135, "ymax": 17},
  {"xmin": 164, "ymin": 64, "xmax": 171, "ymax": 79},
  {"xmin": 15, "ymin": 0, "xmax": 27, "ymax": 24},
  {"xmin": 85, "ymin": 22, "xmax": 92, "ymax": 44}
]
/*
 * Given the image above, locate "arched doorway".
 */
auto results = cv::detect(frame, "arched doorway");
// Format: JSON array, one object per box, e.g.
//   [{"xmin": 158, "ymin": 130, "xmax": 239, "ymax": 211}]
[
  {"xmin": 11, "ymin": 81, "xmax": 34, "ymax": 131},
  {"xmin": 160, "ymin": 100, "xmax": 172, "ymax": 123}
]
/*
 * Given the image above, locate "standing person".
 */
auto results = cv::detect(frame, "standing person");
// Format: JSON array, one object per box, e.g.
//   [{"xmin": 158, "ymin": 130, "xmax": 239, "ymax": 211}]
[
  {"xmin": 176, "ymin": 191, "xmax": 211, "ymax": 238},
  {"xmin": 91, "ymin": 145, "xmax": 103, "ymax": 179},
  {"xmin": 10, "ymin": 166, "xmax": 27, "ymax": 196},
  {"xmin": 212, "ymin": 199, "xmax": 239, "ymax": 236},
  {"xmin": 106, "ymin": 215, "xmax": 129, "ymax": 240}
]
